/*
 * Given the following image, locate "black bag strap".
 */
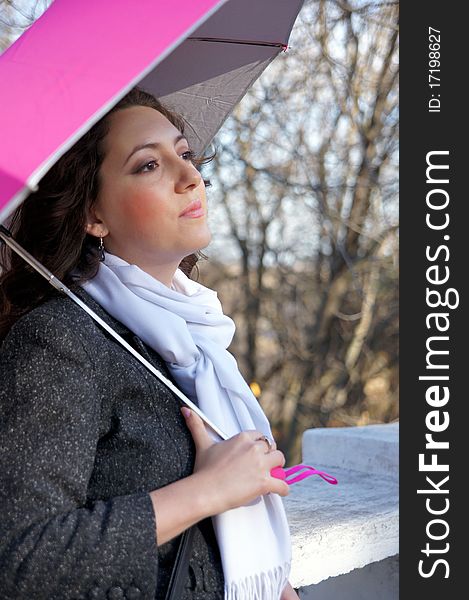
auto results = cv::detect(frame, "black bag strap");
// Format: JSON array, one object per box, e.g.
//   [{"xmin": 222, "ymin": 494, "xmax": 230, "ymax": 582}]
[{"xmin": 164, "ymin": 525, "xmax": 196, "ymax": 600}]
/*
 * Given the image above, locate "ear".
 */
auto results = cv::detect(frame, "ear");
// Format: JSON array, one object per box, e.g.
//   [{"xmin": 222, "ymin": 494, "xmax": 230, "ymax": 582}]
[{"xmin": 86, "ymin": 206, "xmax": 109, "ymax": 239}]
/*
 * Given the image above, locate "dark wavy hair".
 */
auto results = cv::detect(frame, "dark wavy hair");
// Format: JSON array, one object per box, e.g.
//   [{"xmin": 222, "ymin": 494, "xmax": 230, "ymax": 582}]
[{"xmin": 0, "ymin": 87, "xmax": 215, "ymax": 341}]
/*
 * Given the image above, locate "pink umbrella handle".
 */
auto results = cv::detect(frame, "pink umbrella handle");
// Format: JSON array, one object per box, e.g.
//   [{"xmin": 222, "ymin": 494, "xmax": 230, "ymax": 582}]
[{"xmin": 271, "ymin": 464, "xmax": 338, "ymax": 485}]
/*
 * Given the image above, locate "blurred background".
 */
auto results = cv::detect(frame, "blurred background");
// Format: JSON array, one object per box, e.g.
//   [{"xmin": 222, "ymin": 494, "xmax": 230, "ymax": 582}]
[{"xmin": 1, "ymin": 0, "xmax": 399, "ymax": 463}]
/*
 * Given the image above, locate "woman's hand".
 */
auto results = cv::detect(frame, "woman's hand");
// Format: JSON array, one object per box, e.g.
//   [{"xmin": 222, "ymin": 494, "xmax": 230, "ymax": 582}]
[
  {"xmin": 149, "ymin": 407, "xmax": 288, "ymax": 545},
  {"xmin": 181, "ymin": 407, "xmax": 289, "ymax": 515},
  {"xmin": 281, "ymin": 581, "xmax": 300, "ymax": 599}
]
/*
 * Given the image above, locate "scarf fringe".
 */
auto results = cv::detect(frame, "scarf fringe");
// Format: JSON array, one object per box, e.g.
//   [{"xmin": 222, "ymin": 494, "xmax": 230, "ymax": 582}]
[{"xmin": 224, "ymin": 562, "xmax": 290, "ymax": 600}]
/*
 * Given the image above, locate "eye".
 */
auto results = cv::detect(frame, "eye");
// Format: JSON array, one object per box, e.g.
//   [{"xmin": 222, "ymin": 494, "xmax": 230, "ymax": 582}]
[
  {"xmin": 137, "ymin": 160, "xmax": 158, "ymax": 173},
  {"xmin": 181, "ymin": 150, "xmax": 196, "ymax": 161}
]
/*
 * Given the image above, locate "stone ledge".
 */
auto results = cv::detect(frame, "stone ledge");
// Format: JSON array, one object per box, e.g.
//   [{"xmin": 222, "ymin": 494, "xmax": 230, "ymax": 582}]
[
  {"xmin": 283, "ymin": 423, "xmax": 398, "ymax": 588},
  {"xmin": 302, "ymin": 422, "xmax": 399, "ymax": 476},
  {"xmin": 298, "ymin": 555, "xmax": 399, "ymax": 600}
]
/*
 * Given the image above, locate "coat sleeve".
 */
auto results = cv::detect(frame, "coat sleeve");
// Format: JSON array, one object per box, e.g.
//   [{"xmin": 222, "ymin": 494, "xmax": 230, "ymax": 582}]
[{"xmin": 0, "ymin": 308, "xmax": 160, "ymax": 600}]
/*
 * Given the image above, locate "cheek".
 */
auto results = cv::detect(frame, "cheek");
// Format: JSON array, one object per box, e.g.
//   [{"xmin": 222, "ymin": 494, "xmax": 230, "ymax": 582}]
[{"xmin": 117, "ymin": 192, "xmax": 169, "ymax": 232}]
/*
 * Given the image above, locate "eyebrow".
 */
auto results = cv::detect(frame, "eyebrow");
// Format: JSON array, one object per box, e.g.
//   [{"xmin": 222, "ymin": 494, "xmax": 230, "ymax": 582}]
[{"xmin": 123, "ymin": 133, "xmax": 187, "ymax": 167}]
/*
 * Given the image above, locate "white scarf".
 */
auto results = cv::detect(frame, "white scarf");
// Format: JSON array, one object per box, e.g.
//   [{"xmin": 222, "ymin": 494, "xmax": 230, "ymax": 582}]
[{"xmin": 82, "ymin": 253, "xmax": 291, "ymax": 600}]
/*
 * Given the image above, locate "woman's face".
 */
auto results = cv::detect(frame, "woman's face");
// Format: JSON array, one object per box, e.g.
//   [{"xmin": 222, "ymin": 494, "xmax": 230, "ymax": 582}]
[{"xmin": 87, "ymin": 105, "xmax": 211, "ymax": 283}]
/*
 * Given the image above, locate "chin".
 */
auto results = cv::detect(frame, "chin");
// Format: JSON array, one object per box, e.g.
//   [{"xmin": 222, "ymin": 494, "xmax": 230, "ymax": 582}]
[
  {"xmin": 178, "ymin": 223, "xmax": 211, "ymax": 257},
  {"xmin": 193, "ymin": 227, "xmax": 212, "ymax": 251}
]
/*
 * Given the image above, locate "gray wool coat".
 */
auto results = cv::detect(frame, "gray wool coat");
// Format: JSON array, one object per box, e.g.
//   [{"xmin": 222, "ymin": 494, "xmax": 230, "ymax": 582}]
[{"xmin": 0, "ymin": 287, "xmax": 225, "ymax": 600}]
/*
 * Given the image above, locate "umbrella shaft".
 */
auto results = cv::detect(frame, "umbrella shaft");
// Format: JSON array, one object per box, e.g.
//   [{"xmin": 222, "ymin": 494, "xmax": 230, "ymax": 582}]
[
  {"xmin": 0, "ymin": 225, "xmax": 228, "ymax": 441},
  {"xmin": 0, "ymin": 225, "xmax": 64, "ymax": 292}
]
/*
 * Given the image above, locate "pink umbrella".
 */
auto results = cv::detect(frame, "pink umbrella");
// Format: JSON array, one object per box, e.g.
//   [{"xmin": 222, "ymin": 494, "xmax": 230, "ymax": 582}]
[{"xmin": 0, "ymin": 0, "xmax": 304, "ymax": 223}]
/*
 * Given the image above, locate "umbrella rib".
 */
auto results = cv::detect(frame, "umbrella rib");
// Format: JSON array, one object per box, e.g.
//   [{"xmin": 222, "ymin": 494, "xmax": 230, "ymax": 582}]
[{"xmin": 188, "ymin": 37, "xmax": 288, "ymax": 51}]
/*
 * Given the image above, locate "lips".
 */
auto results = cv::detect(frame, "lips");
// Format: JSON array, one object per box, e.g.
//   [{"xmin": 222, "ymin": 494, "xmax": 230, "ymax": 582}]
[{"xmin": 179, "ymin": 199, "xmax": 205, "ymax": 218}]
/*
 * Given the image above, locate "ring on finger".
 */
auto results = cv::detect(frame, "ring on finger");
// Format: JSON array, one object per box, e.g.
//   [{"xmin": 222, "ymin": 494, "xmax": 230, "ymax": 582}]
[{"xmin": 257, "ymin": 434, "xmax": 274, "ymax": 452}]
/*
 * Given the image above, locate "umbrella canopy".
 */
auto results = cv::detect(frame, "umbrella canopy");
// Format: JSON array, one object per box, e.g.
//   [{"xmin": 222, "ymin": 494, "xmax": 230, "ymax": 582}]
[{"xmin": 0, "ymin": 0, "xmax": 304, "ymax": 224}]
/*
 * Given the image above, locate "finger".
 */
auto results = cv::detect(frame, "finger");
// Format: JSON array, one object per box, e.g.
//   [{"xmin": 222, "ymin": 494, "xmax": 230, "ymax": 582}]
[
  {"xmin": 243, "ymin": 430, "xmax": 278, "ymax": 452},
  {"xmin": 241, "ymin": 430, "xmax": 265, "ymax": 441},
  {"xmin": 181, "ymin": 407, "xmax": 213, "ymax": 451},
  {"xmin": 266, "ymin": 449, "xmax": 286, "ymax": 469},
  {"xmin": 268, "ymin": 476, "xmax": 290, "ymax": 497},
  {"xmin": 255, "ymin": 437, "xmax": 277, "ymax": 453}
]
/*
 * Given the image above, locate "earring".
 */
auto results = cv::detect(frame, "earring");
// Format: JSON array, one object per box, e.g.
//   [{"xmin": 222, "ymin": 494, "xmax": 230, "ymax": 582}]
[{"xmin": 98, "ymin": 237, "xmax": 105, "ymax": 262}]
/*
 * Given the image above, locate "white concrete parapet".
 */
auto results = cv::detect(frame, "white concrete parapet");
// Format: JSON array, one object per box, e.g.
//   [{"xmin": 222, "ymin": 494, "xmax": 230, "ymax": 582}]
[{"xmin": 283, "ymin": 422, "xmax": 399, "ymax": 593}]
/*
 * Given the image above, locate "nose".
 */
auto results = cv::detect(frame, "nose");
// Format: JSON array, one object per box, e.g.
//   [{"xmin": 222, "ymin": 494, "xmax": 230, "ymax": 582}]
[{"xmin": 174, "ymin": 157, "xmax": 203, "ymax": 193}]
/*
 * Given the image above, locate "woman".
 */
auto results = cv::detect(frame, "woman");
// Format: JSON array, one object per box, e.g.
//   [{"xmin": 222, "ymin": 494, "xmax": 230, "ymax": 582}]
[{"xmin": 0, "ymin": 87, "xmax": 299, "ymax": 600}]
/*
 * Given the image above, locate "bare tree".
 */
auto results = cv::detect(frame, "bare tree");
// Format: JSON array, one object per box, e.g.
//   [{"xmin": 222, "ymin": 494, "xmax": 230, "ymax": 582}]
[
  {"xmin": 200, "ymin": 0, "xmax": 399, "ymax": 461},
  {"xmin": 0, "ymin": 0, "xmax": 51, "ymax": 51}
]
